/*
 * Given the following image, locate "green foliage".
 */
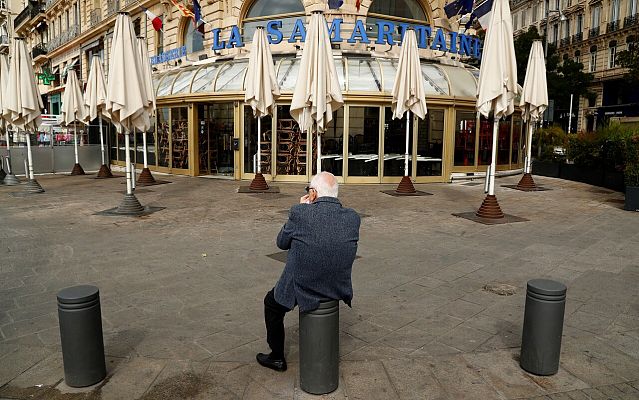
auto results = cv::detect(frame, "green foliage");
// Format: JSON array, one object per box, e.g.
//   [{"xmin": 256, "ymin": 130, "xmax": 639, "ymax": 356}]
[
  {"xmin": 534, "ymin": 126, "xmax": 567, "ymax": 161},
  {"xmin": 617, "ymin": 36, "xmax": 639, "ymax": 84},
  {"xmin": 566, "ymin": 132, "xmax": 602, "ymax": 166},
  {"xmin": 624, "ymin": 135, "xmax": 639, "ymax": 186}
]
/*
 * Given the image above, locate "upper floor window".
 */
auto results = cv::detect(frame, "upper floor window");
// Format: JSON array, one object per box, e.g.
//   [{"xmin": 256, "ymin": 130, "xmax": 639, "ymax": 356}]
[
  {"xmin": 591, "ymin": 5, "xmax": 601, "ymax": 28},
  {"xmin": 532, "ymin": 5, "xmax": 538, "ymax": 22},
  {"xmin": 574, "ymin": 49, "xmax": 580, "ymax": 63},
  {"xmin": 367, "ymin": 0, "xmax": 429, "ymax": 43},
  {"xmin": 610, "ymin": 0, "xmax": 620, "ymax": 22},
  {"xmin": 576, "ymin": 14, "xmax": 583, "ymax": 33},
  {"xmin": 243, "ymin": 0, "xmax": 305, "ymax": 42},
  {"xmin": 590, "ymin": 45, "xmax": 597, "ymax": 72},
  {"xmin": 182, "ymin": 20, "xmax": 204, "ymax": 53},
  {"xmin": 630, "ymin": 0, "xmax": 638, "ymax": 16},
  {"xmin": 608, "ymin": 40, "xmax": 617, "ymax": 68}
]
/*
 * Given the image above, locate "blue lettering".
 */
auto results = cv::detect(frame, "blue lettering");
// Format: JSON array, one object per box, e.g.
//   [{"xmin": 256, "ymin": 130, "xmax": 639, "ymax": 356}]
[
  {"xmin": 288, "ymin": 18, "xmax": 306, "ymax": 42},
  {"xmin": 327, "ymin": 18, "xmax": 343, "ymax": 42},
  {"xmin": 472, "ymin": 38, "xmax": 481, "ymax": 58},
  {"xmin": 267, "ymin": 20, "xmax": 283, "ymax": 44},
  {"xmin": 449, "ymin": 32, "xmax": 458, "ymax": 54},
  {"xmin": 347, "ymin": 19, "xmax": 370, "ymax": 43},
  {"xmin": 227, "ymin": 25, "xmax": 244, "ymax": 48},
  {"xmin": 430, "ymin": 28, "xmax": 447, "ymax": 52},
  {"xmin": 413, "ymin": 25, "xmax": 431, "ymax": 48},
  {"xmin": 458, "ymin": 34, "xmax": 472, "ymax": 56},
  {"xmin": 375, "ymin": 21, "xmax": 395, "ymax": 45},
  {"xmin": 397, "ymin": 23, "xmax": 410, "ymax": 42},
  {"xmin": 212, "ymin": 28, "xmax": 226, "ymax": 50}
]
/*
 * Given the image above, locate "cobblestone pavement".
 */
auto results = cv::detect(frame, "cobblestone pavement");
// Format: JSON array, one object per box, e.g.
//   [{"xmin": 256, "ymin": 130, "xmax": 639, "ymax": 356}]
[{"xmin": 0, "ymin": 172, "xmax": 638, "ymax": 399}]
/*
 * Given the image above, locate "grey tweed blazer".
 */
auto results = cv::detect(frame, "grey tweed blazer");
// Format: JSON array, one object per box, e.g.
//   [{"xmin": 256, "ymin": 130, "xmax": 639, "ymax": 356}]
[{"xmin": 274, "ymin": 197, "xmax": 361, "ymax": 312}]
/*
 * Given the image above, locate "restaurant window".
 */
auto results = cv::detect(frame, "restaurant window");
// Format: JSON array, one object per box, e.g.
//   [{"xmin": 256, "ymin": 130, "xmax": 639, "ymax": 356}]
[
  {"xmin": 454, "ymin": 111, "xmax": 476, "ymax": 167},
  {"xmin": 511, "ymin": 116, "xmax": 523, "ymax": 164},
  {"xmin": 315, "ymin": 109, "xmax": 344, "ymax": 177},
  {"xmin": 497, "ymin": 117, "xmax": 512, "ymax": 165},
  {"xmin": 383, "ymin": 106, "xmax": 413, "ymax": 177},
  {"xmin": 244, "ymin": 108, "xmax": 273, "ymax": 175},
  {"xmin": 276, "ymin": 105, "xmax": 305, "ymax": 176},
  {"xmin": 182, "ymin": 19, "xmax": 204, "ymax": 53},
  {"xmin": 157, "ymin": 107, "xmax": 170, "ymax": 167},
  {"xmin": 478, "ymin": 115, "xmax": 492, "ymax": 165},
  {"xmin": 200, "ymin": 103, "xmax": 234, "ymax": 176},
  {"xmin": 416, "ymin": 109, "xmax": 444, "ymax": 177},
  {"xmin": 243, "ymin": 0, "xmax": 305, "ymax": 42},
  {"xmin": 171, "ymin": 107, "xmax": 189, "ymax": 169},
  {"xmin": 348, "ymin": 106, "xmax": 380, "ymax": 177},
  {"xmin": 135, "ymin": 118, "xmax": 156, "ymax": 167}
]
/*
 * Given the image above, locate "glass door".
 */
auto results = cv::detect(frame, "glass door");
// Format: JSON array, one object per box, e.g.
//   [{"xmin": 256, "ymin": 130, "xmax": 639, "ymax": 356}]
[
  {"xmin": 415, "ymin": 109, "xmax": 445, "ymax": 180},
  {"xmin": 382, "ymin": 106, "xmax": 414, "ymax": 180},
  {"xmin": 198, "ymin": 103, "xmax": 235, "ymax": 176},
  {"xmin": 274, "ymin": 105, "xmax": 307, "ymax": 181},
  {"xmin": 345, "ymin": 106, "xmax": 381, "ymax": 183}
]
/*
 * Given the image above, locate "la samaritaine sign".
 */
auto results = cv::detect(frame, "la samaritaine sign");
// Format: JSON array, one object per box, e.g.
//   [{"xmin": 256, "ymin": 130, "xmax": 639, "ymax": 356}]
[{"xmin": 152, "ymin": 18, "xmax": 482, "ymax": 65}]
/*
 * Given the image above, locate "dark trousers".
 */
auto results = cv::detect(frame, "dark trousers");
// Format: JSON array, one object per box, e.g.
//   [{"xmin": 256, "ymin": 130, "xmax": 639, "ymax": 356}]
[{"xmin": 264, "ymin": 288, "xmax": 291, "ymax": 359}]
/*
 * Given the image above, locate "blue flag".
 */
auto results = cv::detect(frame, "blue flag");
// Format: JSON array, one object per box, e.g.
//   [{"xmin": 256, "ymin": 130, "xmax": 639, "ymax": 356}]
[
  {"xmin": 445, "ymin": 0, "xmax": 474, "ymax": 18},
  {"xmin": 328, "ymin": 0, "xmax": 343, "ymax": 9}
]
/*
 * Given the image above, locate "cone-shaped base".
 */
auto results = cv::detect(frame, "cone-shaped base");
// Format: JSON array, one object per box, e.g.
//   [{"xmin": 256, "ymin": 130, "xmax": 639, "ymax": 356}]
[
  {"xmin": 3, "ymin": 173, "xmax": 20, "ymax": 185},
  {"xmin": 115, "ymin": 193, "xmax": 145, "ymax": 215},
  {"xmin": 97, "ymin": 164, "xmax": 114, "ymax": 178},
  {"xmin": 24, "ymin": 179, "xmax": 45, "ymax": 193},
  {"xmin": 249, "ymin": 172, "xmax": 270, "ymax": 191},
  {"xmin": 136, "ymin": 168, "xmax": 156, "ymax": 186},
  {"xmin": 395, "ymin": 175, "xmax": 416, "ymax": 194},
  {"xmin": 476, "ymin": 194, "xmax": 505, "ymax": 219},
  {"xmin": 515, "ymin": 173, "xmax": 538, "ymax": 191},
  {"xmin": 0, "ymin": 168, "xmax": 5, "ymax": 181},
  {"xmin": 71, "ymin": 163, "xmax": 85, "ymax": 176}
]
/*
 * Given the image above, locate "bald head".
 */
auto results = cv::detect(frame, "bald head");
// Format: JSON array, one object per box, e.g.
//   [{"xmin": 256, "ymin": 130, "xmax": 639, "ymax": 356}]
[{"xmin": 310, "ymin": 172, "xmax": 339, "ymax": 198}]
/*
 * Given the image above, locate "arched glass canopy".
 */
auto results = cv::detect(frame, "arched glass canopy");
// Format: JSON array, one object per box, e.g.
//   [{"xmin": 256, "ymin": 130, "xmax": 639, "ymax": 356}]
[{"xmin": 152, "ymin": 56, "xmax": 479, "ymax": 99}]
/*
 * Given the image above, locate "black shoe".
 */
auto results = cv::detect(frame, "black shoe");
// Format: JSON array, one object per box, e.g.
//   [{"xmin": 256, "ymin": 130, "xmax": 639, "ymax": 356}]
[{"xmin": 256, "ymin": 352, "xmax": 287, "ymax": 372}]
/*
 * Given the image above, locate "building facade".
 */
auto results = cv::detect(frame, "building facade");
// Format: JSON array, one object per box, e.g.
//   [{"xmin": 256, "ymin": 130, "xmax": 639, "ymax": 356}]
[
  {"xmin": 14, "ymin": 0, "xmax": 528, "ymax": 183},
  {"xmin": 511, "ymin": 0, "xmax": 639, "ymax": 132}
]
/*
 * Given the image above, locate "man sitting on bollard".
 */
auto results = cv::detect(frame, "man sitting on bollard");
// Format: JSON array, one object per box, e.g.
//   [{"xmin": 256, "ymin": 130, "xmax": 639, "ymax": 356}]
[{"xmin": 257, "ymin": 172, "xmax": 361, "ymax": 372}]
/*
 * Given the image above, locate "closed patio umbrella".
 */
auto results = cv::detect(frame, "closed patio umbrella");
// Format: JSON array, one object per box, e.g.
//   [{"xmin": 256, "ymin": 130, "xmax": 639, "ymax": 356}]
[
  {"xmin": 290, "ymin": 11, "xmax": 343, "ymax": 175},
  {"xmin": 245, "ymin": 26, "xmax": 280, "ymax": 191},
  {"xmin": 105, "ymin": 13, "xmax": 152, "ymax": 214},
  {"xmin": 475, "ymin": 0, "xmax": 518, "ymax": 218},
  {"xmin": 85, "ymin": 55, "xmax": 114, "ymax": 178},
  {"xmin": 135, "ymin": 36, "xmax": 158, "ymax": 186},
  {"xmin": 0, "ymin": 53, "xmax": 19, "ymax": 185},
  {"xmin": 516, "ymin": 40, "xmax": 547, "ymax": 190},
  {"xmin": 61, "ymin": 69, "xmax": 89, "ymax": 175},
  {"xmin": 391, "ymin": 29, "xmax": 428, "ymax": 194},
  {"xmin": 2, "ymin": 38, "xmax": 44, "ymax": 193}
]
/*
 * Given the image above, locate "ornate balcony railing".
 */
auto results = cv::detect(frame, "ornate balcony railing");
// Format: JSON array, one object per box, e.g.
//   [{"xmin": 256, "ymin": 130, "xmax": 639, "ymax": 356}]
[
  {"xmin": 573, "ymin": 32, "xmax": 583, "ymax": 42},
  {"xmin": 607, "ymin": 20, "xmax": 620, "ymax": 33},
  {"xmin": 560, "ymin": 37, "xmax": 571, "ymax": 47},
  {"xmin": 45, "ymin": 0, "xmax": 58, "ymax": 10},
  {"xmin": 32, "ymin": 42, "xmax": 48, "ymax": 58},
  {"xmin": 106, "ymin": 0, "xmax": 121, "ymax": 18},
  {"xmin": 89, "ymin": 9, "xmax": 102, "ymax": 27},
  {"xmin": 47, "ymin": 24, "xmax": 79, "ymax": 52},
  {"xmin": 588, "ymin": 26, "xmax": 600, "ymax": 38},
  {"xmin": 14, "ymin": 1, "xmax": 44, "ymax": 29},
  {"xmin": 624, "ymin": 14, "xmax": 639, "ymax": 28}
]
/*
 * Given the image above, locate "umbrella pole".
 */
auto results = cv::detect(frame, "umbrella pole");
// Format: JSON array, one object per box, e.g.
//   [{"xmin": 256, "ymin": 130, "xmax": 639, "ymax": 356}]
[
  {"xmin": 22, "ymin": 132, "xmax": 44, "ymax": 193},
  {"xmin": 476, "ymin": 118, "xmax": 504, "ymax": 218},
  {"xmin": 142, "ymin": 128, "xmax": 148, "ymax": 168},
  {"xmin": 395, "ymin": 111, "xmax": 416, "ymax": 194},
  {"xmin": 99, "ymin": 117, "xmax": 105, "ymax": 165},
  {"xmin": 248, "ymin": 116, "xmax": 269, "ymax": 191},
  {"xmin": 527, "ymin": 122, "xmax": 534, "ymax": 174},
  {"xmin": 125, "ymin": 130, "xmax": 133, "ymax": 195},
  {"xmin": 3, "ymin": 126, "xmax": 19, "ymax": 185},
  {"xmin": 137, "ymin": 127, "xmax": 157, "ymax": 185},
  {"xmin": 516, "ymin": 120, "xmax": 538, "ymax": 190},
  {"xmin": 113, "ymin": 127, "xmax": 144, "ymax": 214},
  {"xmin": 316, "ymin": 126, "xmax": 321, "ymax": 174},
  {"xmin": 26, "ymin": 133, "xmax": 34, "ymax": 180},
  {"xmin": 70, "ymin": 124, "xmax": 85, "ymax": 175}
]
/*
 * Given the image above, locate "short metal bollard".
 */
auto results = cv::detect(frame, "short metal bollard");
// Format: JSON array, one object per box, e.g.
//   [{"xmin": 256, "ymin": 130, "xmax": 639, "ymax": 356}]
[
  {"xmin": 520, "ymin": 279, "xmax": 567, "ymax": 376},
  {"xmin": 299, "ymin": 300, "xmax": 339, "ymax": 395},
  {"xmin": 57, "ymin": 285, "xmax": 107, "ymax": 387}
]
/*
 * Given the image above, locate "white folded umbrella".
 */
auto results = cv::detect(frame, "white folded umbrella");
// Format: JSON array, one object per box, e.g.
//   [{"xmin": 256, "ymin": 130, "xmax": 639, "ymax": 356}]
[
  {"xmin": 84, "ymin": 55, "xmax": 110, "ymax": 166},
  {"xmin": 61, "ymin": 69, "xmax": 89, "ymax": 167}
]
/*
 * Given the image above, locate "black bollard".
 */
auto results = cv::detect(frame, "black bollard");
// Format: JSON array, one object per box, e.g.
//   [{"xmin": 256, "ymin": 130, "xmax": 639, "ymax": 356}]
[
  {"xmin": 520, "ymin": 279, "xmax": 567, "ymax": 376},
  {"xmin": 57, "ymin": 285, "xmax": 107, "ymax": 387},
  {"xmin": 299, "ymin": 300, "xmax": 339, "ymax": 395}
]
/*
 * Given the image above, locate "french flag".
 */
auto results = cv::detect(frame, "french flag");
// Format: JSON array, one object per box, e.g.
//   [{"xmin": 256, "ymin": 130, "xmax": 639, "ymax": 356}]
[
  {"xmin": 142, "ymin": 7, "xmax": 163, "ymax": 32},
  {"xmin": 466, "ymin": 0, "xmax": 493, "ymax": 30},
  {"xmin": 192, "ymin": 0, "xmax": 205, "ymax": 35}
]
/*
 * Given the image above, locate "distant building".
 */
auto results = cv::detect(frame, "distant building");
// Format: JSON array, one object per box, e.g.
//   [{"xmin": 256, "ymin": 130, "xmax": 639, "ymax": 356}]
[{"xmin": 511, "ymin": 0, "xmax": 639, "ymax": 132}]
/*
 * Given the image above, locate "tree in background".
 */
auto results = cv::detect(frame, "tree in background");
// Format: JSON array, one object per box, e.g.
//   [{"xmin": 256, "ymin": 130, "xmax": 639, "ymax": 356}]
[{"xmin": 617, "ymin": 35, "xmax": 639, "ymax": 83}]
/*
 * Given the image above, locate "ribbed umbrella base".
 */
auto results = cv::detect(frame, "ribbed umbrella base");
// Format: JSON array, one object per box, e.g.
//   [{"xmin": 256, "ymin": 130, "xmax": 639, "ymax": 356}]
[
  {"xmin": 515, "ymin": 173, "xmax": 538, "ymax": 191},
  {"xmin": 3, "ymin": 173, "xmax": 20, "ymax": 185},
  {"xmin": 97, "ymin": 164, "xmax": 114, "ymax": 178},
  {"xmin": 0, "ymin": 168, "xmax": 5, "ymax": 181},
  {"xmin": 476, "ymin": 194, "xmax": 504, "ymax": 219},
  {"xmin": 71, "ymin": 163, "xmax": 86, "ymax": 176},
  {"xmin": 249, "ymin": 172, "xmax": 269, "ymax": 191},
  {"xmin": 114, "ymin": 194, "xmax": 145, "ymax": 215},
  {"xmin": 24, "ymin": 179, "xmax": 45, "ymax": 193},
  {"xmin": 395, "ymin": 176, "xmax": 416, "ymax": 194},
  {"xmin": 136, "ymin": 168, "xmax": 156, "ymax": 186}
]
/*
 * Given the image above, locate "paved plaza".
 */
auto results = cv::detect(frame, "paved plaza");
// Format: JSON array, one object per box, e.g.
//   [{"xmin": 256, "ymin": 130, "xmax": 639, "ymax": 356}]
[{"xmin": 0, "ymin": 172, "xmax": 638, "ymax": 399}]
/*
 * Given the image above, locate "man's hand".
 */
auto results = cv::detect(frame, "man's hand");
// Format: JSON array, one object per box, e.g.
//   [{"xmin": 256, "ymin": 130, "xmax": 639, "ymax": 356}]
[{"xmin": 300, "ymin": 195, "xmax": 311, "ymax": 204}]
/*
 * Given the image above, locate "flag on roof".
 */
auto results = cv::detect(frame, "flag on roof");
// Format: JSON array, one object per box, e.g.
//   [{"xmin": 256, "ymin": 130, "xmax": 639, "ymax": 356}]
[
  {"xmin": 445, "ymin": 0, "xmax": 474, "ymax": 19},
  {"xmin": 192, "ymin": 0, "xmax": 205, "ymax": 35},
  {"xmin": 141, "ymin": 6, "xmax": 163, "ymax": 32}
]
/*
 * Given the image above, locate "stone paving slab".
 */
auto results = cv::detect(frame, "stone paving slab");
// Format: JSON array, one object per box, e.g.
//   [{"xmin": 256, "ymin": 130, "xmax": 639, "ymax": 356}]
[{"xmin": 0, "ymin": 174, "xmax": 638, "ymax": 399}]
